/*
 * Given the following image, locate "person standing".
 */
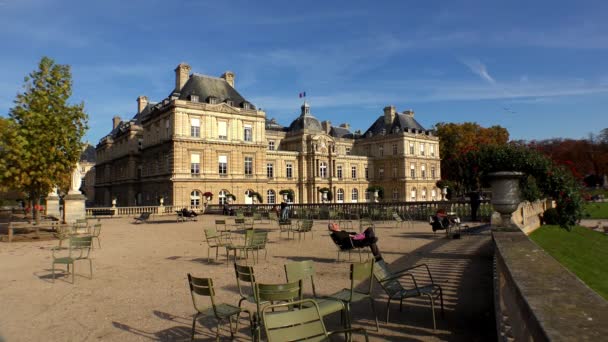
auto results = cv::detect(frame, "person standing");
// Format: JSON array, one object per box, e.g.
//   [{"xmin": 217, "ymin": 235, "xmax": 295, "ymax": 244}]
[
  {"xmin": 280, "ymin": 201, "xmax": 289, "ymax": 220},
  {"xmin": 470, "ymin": 191, "xmax": 481, "ymax": 221}
]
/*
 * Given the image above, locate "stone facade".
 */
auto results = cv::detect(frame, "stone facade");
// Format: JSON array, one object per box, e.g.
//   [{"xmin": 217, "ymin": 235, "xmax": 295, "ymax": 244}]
[{"xmin": 95, "ymin": 63, "xmax": 441, "ymax": 207}]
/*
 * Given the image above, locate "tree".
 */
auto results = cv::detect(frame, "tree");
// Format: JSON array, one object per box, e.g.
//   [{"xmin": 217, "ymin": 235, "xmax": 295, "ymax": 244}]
[
  {"xmin": 434, "ymin": 122, "xmax": 509, "ymax": 193},
  {"xmin": 0, "ymin": 57, "xmax": 88, "ymax": 221}
]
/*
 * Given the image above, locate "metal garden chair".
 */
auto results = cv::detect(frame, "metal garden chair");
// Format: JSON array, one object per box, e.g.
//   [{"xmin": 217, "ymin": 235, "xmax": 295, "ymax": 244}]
[
  {"xmin": 51, "ymin": 235, "xmax": 93, "ymax": 283},
  {"xmin": 204, "ymin": 228, "xmax": 232, "ymax": 263},
  {"xmin": 187, "ymin": 274, "xmax": 254, "ymax": 341}
]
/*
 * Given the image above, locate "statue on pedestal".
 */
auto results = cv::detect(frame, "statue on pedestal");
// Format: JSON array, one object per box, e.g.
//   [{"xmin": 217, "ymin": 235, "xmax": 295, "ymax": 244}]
[{"xmin": 69, "ymin": 162, "xmax": 82, "ymax": 195}]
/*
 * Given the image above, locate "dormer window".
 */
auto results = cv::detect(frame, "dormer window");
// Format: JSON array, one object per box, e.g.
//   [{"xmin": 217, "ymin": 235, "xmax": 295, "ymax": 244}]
[
  {"xmin": 225, "ymin": 99, "xmax": 234, "ymax": 106},
  {"xmin": 189, "ymin": 94, "xmax": 199, "ymax": 103},
  {"xmin": 207, "ymin": 96, "xmax": 218, "ymax": 104},
  {"xmin": 241, "ymin": 101, "xmax": 251, "ymax": 109}
]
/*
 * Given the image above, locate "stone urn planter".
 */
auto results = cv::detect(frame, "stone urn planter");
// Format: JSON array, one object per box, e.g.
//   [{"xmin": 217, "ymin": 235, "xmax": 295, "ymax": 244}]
[{"xmin": 488, "ymin": 171, "xmax": 524, "ymax": 229}]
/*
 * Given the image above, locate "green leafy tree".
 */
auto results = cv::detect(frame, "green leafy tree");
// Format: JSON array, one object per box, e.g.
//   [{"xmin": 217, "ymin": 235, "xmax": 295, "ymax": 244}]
[{"xmin": 0, "ymin": 57, "xmax": 88, "ymax": 221}]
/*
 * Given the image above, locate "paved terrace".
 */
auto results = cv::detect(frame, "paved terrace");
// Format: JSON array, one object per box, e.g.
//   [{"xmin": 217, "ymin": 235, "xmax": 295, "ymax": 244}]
[{"xmin": 0, "ymin": 216, "xmax": 495, "ymax": 341}]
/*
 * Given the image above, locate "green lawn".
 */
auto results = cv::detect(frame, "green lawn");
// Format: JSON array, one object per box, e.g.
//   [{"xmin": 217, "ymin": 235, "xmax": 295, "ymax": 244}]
[
  {"xmin": 583, "ymin": 202, "xmax": 608, "ymax": 219},
  {"xmin": 530, "ymin": 225, "xmax": 608, "ymax": 300}
]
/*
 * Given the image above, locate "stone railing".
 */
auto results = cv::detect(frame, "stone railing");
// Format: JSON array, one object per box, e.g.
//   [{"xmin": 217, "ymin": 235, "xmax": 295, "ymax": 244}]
[
  {"xmin": 491, "ymin": 199, "xmax": 553, "ymax": 235},
  {"xmin": 493, "ymin": 230, "xmax": 608, "ymax": 341}
]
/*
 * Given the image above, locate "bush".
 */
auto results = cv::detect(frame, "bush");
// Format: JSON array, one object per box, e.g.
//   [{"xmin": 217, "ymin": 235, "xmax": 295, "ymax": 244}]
[{"xmin": 543, "ymin": 208, "xmax": 559, "ymax": 225}]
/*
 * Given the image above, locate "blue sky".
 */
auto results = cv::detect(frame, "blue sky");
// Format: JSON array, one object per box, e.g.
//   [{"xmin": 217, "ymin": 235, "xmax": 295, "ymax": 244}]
[{"xmin": 1, "ymin": 0, "xmax": 607, "ymax": 144}]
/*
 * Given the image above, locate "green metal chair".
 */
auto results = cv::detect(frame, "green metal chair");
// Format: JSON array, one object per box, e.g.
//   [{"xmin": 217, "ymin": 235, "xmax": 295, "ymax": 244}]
[
  {"xmin": 253, "ymin": 280, "xmax": 303, "ymax": 341},
  {"xmin": 278, "ymin": 219, "xmax": 294, "ymax": 239},
  {"xmin": 292, "ymin": 219, "xmax": 313, "ymax": 240},
  {"xmin": 214, "ymin": 219, "xmax": 227, "ymax": 232},
  {"xmin": 284, "ymin": 260, "xmax": 347, "ymax": 322},
  {"xmin": 234, "ymin": 263, "xmax": 268, "ymax": 310},
  {"xmin": 72, "ymin": 218, "xmax": 89, "ymax": 235},
  {"xmin": 327, "ymin": 259, "xmax": 380, "ymax": 332},
  {"xmin": 51, "ymin": 236, "xmax": 93, "ymax": 283},
  {"xmin": 226, "ymin": 229, "xmax": 255, "ymax": 264},
  {"xmin": 90, "ymin": 223, "xmax": 102, "ymax": 249},
  {"xmin": 244, "ymin": 231, "xmax": 268, "ymax": 263},
  {"xmin": 373, "ymin": 259, "xmax": 444, "ymax": 330},
  {"xmin": 204, "ymin": 228, "xmax": 232, "ymax": 263},
  {"xmin": 187, "ymin": 274, "xmax": 254, "ymax": 341},
  {"xmin": 263, "ymin": 299, "xmax": 369, "ymax": 342}
]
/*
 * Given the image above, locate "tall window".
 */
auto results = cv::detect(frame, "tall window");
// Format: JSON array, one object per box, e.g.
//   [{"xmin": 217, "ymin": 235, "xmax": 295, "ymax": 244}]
[
  {"xmin": 410, "ymin": 164, "xmax": 415, "ymax": 179},
  {"xmin": 351, "ymin": 189, "xmax": 359, "ymax": 202},
  {"xmin": 379, "ymin": 145, "xmax": 384, "ymax": 156},
  {"xmin": 190, "ymin": 118, "xmax": 200, "ymax": 137},
  {"xmin": 365, "ymin": 190, "xmax": 370, "ymax": 202},
  {"xmin": 431, "ymin": 166, "xmax": 436, "ymax": 179},
  {"xmin": 320, "ymin": 162, "xmax": 327, "ymax": 178},
  {"xmin": 410, "ymin": 188, "xmax": 417, "ymax": 201},
  {"xmin": 218, "ymin": 121, "xmax": 227, "ymax": 140},
  {"xmin": 244, "ymin": 157, "xmax": 253, "ymax": 175},
  {"xmin": 392, "ymin": 165, "xmax": 397, "ymax": 178},
  {"xmin": 409, "ymin": 142, "xmax": 414, "ymax": 154},
  {"xmin": 337, "ymin": 165, "xmax": 343, "ymax": 179},
  {"xmin": 268, "ymin": 141, "xmax": 275, "ymax": 151},
  {"xmin": 421, "ymin": 188, "xmax": 427, "ymax": 200},
  {"xmin": 218, "ymin": 155, "xmax": 227, "ymax": 175},
  {"xmin": 346, "ymin": 147, "xmax": 351, "ymax": 155},
  {"xmin": 392, "ymin": 188, "xmax": 399, "ymax": 201},
  {"xmin": 421, "ymin": 165, "xmax": 426, "ymax": 179},
  {"xmin": 392, "ymin": 143, "xmax": 397, "ymax": 155},
  {"xmin": 190, "ymin": 154, "xmax": 200, "ymax": 176},
  {"xmin": 430, "ymin": 144, "xmax": 435, "ymax": 157},
  {"xmin": 336, "ymin": 189, "xmax": 344, "ymax": 202},
  {"xmin": 420, "ymin": 143, "xmax": 425, "ymax": 156},
  {"xmin": 190, "ymin": 190, "xmax": 201, "ymax": 206},
  {"xmin": 244, "ymin": 124, "xmax": 252, "ymax": 142},
  {"xmin": 286, "ymin": 163, "xmax": 293, "ymax": 178},
  {"xmin": 378, "ymin": 167, "xmax": 384, "ymax": 178},
  {"xmin": 219, "ymin": 190, "xmax": 228, "ymax": 205},
  {"xmin": 267, "ymin": 190, "xmax": 276, "ymax": 204},
  {"xmin": 351, "ymin": 166, "xmax": 357, "ymax": 179},
  {"xmin": 365, "ymin": 165, "xmax": 369, "ymax": 179},
  {"xmin": 266, "ymin": 163, "xmax": 274, "ymax": 178}
]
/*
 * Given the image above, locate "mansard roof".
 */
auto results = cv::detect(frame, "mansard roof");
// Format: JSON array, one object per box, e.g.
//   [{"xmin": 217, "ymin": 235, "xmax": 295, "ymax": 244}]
[
  {"xmin": 174, "ymin": 74, "xmax": 250, "ymax": 107},
  {"xmin": 362, "ymin": 112, "xmax": 426, "ymax": 137},
  {"xmin": 287, "ymin": 101, "xmax": 323, "ymax": 133},
  {"xmin": 330, "ymin": 126, "xmax": 353, "ymax": 139}
]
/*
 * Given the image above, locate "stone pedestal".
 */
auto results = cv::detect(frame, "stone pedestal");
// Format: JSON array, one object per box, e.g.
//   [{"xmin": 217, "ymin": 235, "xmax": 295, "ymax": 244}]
[
  {"xmin": 45, "ymin": 195, "xmax": 61, "ymax": 219},
  {"xmin": 64, "ymin": 193, "xmax": 86, "ymax": 224}
]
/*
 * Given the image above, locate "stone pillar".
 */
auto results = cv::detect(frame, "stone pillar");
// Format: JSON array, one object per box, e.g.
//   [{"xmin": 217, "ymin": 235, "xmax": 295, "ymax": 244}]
[{"xmin": 65, "ymin": 164, "xmax": 86, "ymax": 224}]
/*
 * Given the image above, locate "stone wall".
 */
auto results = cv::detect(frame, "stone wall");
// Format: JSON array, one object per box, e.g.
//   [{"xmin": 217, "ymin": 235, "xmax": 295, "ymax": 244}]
[
  {"xmin": 493, "ymin": 231, "xmax": 608, "ymax": 341},
  {"xmin": 491, "ymin": 199, "xmax": 553, "ymax": 235}
]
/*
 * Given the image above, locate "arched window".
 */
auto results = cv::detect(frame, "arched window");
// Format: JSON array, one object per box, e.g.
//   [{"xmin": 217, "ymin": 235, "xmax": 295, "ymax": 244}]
[
  {"xmin": 421, "ymin": 187, "xmax": 427, "ymax": 200},
  {"xmin": 191, "ymin": 190, "xmax": 201, "ymax": 206},
  {"xmin": 410, "ymin": 188, "xmax": 417, "ymax": 201},
  {"xmin": 351, "ymin": 189, "xmax": 359, "ymax": 202},
  {"xmin": 336, "ymin": 189, "xmax": 344, "ymax": 202},
  {"xmin": 267, "ymin": 189, "xmax": 276, "ymax": 204},
  {"xmin": 431, "ymin": 188, "xmax": 437, "ymax": 201},
  {"xmin": 219, "ymin": 190, "xmax": 228, "ymax": 205},
  {"xmin": 392, "ymin": 188, "xmax": 399, "ymax": 201}
]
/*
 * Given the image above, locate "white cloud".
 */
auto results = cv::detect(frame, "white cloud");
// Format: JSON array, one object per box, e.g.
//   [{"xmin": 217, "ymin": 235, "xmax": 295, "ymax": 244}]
[{"xmin": 461, "ymin": 59, "xmax": 496, "ymax": 84}]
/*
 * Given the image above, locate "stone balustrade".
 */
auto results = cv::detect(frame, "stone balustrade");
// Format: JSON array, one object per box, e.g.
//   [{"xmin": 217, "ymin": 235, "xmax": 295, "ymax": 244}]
[{"xmin": 491, "ymin": 199, "xmax": 554, "ymax": 234}]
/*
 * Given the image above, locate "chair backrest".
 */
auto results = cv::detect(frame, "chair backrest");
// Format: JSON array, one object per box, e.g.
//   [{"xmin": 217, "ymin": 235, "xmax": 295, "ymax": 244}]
[
  {"xmin": 69, "ymin": 236, "xmax": 92, "ymax": 258},
  {"xmin": 91, "ymin": 223, "xmax": 101, "ymax": 237},
  {"xmin": 187, "ymin": 274, "xmax": 218, "ymax": 316},
  {"xmin": 251, "ymin": 231, "xmax": 268, "ymax": 247},
  {"xmin": 141, "ymin": 212, "xmax": 150, "ymax": 219},
  {"xmin": 373, "ymin": 260, "xmax": 403, "ymax": 297},
  {"xmin": 263, "ymin": 299, "xmax": 327, "ymax": 342},
  {"xmin": 349, "ymin": 259, "xmax": 374, "ymax": 298},
  {"xmin": 284, "ymin": 260, "xmax": 317, "ymax": 297},
  {"xmin": 329, "ymin": 232, "xmax": 353, "ymax": 250},
  {"xmin": 255, "ymin": 280, "xmax": 303, "ymax": 317},
  {"xmin": 215, "ymin": 220, "xmax": 226, "ymax": 230},
  {"xmin": 234, "ymin": 263, "xmax": 256, "ymax": 299},
  {"xmin": 392, "ymin": 212, "xmax": 403, "ymax": 222},
  {"xmin": 299, "ymin": 220, "xmax": 313, "ymax": 232}
]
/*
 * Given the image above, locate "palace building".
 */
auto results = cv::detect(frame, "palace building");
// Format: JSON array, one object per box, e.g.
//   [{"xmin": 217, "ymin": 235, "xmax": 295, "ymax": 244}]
[{"xmin": 94, "ymin": 63, "xmax": 441, "ymax": 207}]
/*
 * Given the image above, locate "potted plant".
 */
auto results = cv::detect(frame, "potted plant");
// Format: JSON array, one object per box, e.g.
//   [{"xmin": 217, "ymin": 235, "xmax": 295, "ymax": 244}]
[
  {"xmin": 279, "ymin": 189, "xmax": 294, "ymax": 202},
  {"xmin": 318, "ymin": 187, "xmax": 332, "ymax": 202},
  {"xmin": 203, "ymin": 192, "xmax": 213, "ymax": 202},
  {"xmin": 366, "ymin": 186, "xmax": 384, "ymax": 202},
  {"xmin": 249, "ymin": 191, "xmax": 263, "ymax": 204}
]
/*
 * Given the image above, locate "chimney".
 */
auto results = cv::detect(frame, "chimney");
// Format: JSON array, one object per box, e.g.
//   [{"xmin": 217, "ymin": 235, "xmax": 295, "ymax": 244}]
[
  {"xmin": 221, "ymin": 71, "xmax": 235, "ymax": 87},
  {"xmin": 174, "ymin": 63, "xmax": 191, "ymax": 92},
  {"xmin": 112, "ymin": 116, "xmax": 122, "ymax": 129},
  {"xmin": 384, "ymin": 105, "xmax": 396, "ymax": 125},
  {"xmin": 403, "ymin": 109, "xmax": 414, "ymax": 117},
  {"xmin": 339, "ymin": 123, "xmax": 350, "ymax": 130},
  {"xmin": 321, "ymin": 120, "xmax": 331, "ymax": 134},
  {"xmin": 137, "ymin": 96, "xmax": 148, "ymax": 114}
]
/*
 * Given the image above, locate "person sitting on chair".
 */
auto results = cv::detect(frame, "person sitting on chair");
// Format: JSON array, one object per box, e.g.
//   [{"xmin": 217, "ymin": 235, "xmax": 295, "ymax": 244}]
[
  {"xmin": 181, "ymin": 208, "xmax": 198, "ymax": 217},
  {"xmin": 328, "ymin": 223, "xmax": 383, "ymax": 261}
]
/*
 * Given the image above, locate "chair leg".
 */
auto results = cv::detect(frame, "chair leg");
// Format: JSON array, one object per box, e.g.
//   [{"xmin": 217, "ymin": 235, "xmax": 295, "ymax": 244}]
[
  {"xmin": 427, "ymin": 294, "xmax": 437, "ymax": 331},
  {"xmin": 89, "ymin": 259, "xmax": 93, "ymax": 279},
  {"xmin": 385, "ymin": 298, "xmax": 392, "ymax": 323},
  {"xmin": 191, "ymin": 313, "xmax": 199, "ymax": 341},
  {"xmin": 370, "ymin": 297, "xmax": 380, "ymax": 332}
]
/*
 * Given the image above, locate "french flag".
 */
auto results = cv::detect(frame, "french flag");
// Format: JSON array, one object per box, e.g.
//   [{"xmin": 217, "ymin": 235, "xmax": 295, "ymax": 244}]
[{"xmin": 299, "ymin": 91, "xmax": 306, "ymax": 98}]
